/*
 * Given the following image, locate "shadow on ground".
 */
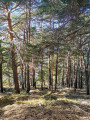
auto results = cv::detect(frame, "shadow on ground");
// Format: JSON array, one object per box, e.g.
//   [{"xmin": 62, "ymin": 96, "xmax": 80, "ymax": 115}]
[{"xmin": 0, "ymin": 88, "xmax": 90, "ymax": 120}]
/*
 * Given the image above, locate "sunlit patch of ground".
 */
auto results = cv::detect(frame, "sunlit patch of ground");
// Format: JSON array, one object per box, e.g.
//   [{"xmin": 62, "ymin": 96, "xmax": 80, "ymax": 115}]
[{"xmin": 0, "ymin": 88, "xmax": 90, "ymax": 120}]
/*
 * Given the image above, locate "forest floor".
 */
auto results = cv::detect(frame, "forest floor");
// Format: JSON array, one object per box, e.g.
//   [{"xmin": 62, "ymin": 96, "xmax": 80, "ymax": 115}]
[{"xmin": 0, "ymin": 87, "xmax": 90, "ymax": 120}]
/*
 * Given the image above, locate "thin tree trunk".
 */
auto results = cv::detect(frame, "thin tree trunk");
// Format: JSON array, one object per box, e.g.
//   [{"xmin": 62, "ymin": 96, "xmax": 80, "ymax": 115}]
[
  {"xmin": 62, "ymin": 61, "xmax": 64, "ymax": 87},
  {"xmin": 51, "ymin": 17, "xmax": 55, "ymax": 90},
  {"xmin": 32, "ymin": 67, "xmax": 36, "ymax": 88},
  {"xmin": 51, "ymin": 55, "xmax": 54, "ymax": 89},
  {"xmin": 21, "ymin": 62, "xmax": 24, "ymax": 89},
  {"xmin": 66, "ymin": 51, "xmax": 69, "ymax": 87},
  {"xmin": 86, "ymin": 48, "xmax": 90, "ymax": 95},
  {"xmin": 55, "ymin": 49, "xmax": 58, "ymax": 91},
  {"xmin": 0, "ymin": 41, "xmax": 3, "ymax": 93},
  {"xmin": 75, "ymin": 66, "xmax": 78, "ymax": 89},
  {"xmin": 73, "ymin": 57, "xmax": 76, "ymax": 91},
  {"xmin": 41, "ymin": 56, "xmax": 43, "ymax": 90},
  {"xmin": 24, "ymin": 64, "xmax": 26, "ymax": 88},
  {"xmin": 69, "ymin": 59, "xmax": 72, "ymax": 87},
  {"xmin": 26, "ymin": 64, "xmax": 30, "ymax": 93},
  {"xmin": 79, "ymin": 57, "xmax": 83, "ymax": 89},
  {"xmin": 49, "ymin": 55, "xmax": 52, "ymax": 89}
]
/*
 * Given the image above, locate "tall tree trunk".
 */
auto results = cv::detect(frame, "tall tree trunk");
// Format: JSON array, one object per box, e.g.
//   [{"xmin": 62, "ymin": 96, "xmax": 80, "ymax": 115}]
[
  {"xmin": 69, "ymin": 58, "xmax": 72, "ymax": 87},
  {"xmin": 66, "ymin": 51, "xmax": 69, "ymax": 87},
  {"xmin": 21, "ymin": 62, "xmax": 24, "ymax": 89},
  {"xmin": 75, "ymin": 66, "xmax": 78, "ymax": 89},
  {"xmin": 0, "ymin": 41, "xmax": 3, "ymax": 93},
  {"xmin": 82, "ymin": 48, "xmax": 90, "ymax": 95},
  {"xmin": 7, "ymin": 13, "xmax": 20, "ymax": 93},
  {"xmin": 51, "ymin": 55, "xmax": 54, "ymax": 89},
  {"xmin": 24, "ymin": 64, "xmax": 27, "ymax": 88},
  {"xmin": 26, "ymin": 0, "xmax": 31, "ymax": 93},
  {"xmin": 26, "ymin": 64, "xmax": 30, "ymax": 93},
  {"xmin": 49, "ymin": 55, "xmax": 52, "ymax": 89},
  {"xmin": 79, "ymin": 57, "xmax": 83, "ymax": 89},
  {"xmin": 51, "ymin": 17, "xmax": 55, "ymax": 90},
  {"xmin": 32, "ymin": 57, "xmax": 36, "ymax": 88},
  {"xmin": 40, "ymin": 16, "xmax": 44, "ymax": 90},
  {"xmin": 55, "ymin": 49, "xmax": 58, "ymax": 91},
  {"xmin": 86, "ymin": 48, "xmax": 90, "ymax": 95},
  {"xmin": 32, "ymin": 67, "xmax": 36, "ymax": 88},
  {"xmin": 41, "ymin": 56, "xmax": 43, "ymax": 90},
  {"xmin": 62, "ymin": 61, "xmax": 64, "ymax": 87},
  {"xmin": 73, "ymin": 57, "xmax": 76, "ymax": 91}
]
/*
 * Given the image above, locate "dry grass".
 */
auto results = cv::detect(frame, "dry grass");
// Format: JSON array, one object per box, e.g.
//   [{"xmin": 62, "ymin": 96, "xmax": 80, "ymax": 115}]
[{"xmin": 0, "ymin": 88, "xmax": 90, "ymax": 120}]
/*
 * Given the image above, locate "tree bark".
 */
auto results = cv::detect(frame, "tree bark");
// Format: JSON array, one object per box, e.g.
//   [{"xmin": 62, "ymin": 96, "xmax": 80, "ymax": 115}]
[
  {"xmin": 26, "ymin": 0, "xmax": 31, "ymax": 93},
  {"xmin": 82, "ymin": 48, "xmax": 90, "ymax": 95},
  {"xmin": 51, "ymin": 55, "xmax": 54, "ymax": 89},
  {"xmin": 32, "ymin": 67, "xmax": 36, "ymax": 88},
  {"xmin": 26, "ymin": 64, "xmax": 30, "ymax": 93},
  {"xmin": 0, "ymin": 41, "xmax": 3, "ymax": 93},
  {"xmin": 7, "ymin": 12, "xmax": 20, "ymax": 93},
  {"xmin": 24, "ymin": 64, "xmax": 27, "ymax": 88},
  {"xmin": 21, "ymin": 62, "xmax": 24, "ymax": 89},
  {"xmin": 41, "ymin": 56, "xmax": 43, "ymax": 90},
  {"xmin": 55, "ymin": 49, "xmax": 58, "ymax": 91},
  {"xmin": 62, "ymin": 61, "xmax": 64, "ymax": 87},
  {"xmin": 66, "ymin": 51, "xmax": 69, "ymax": 87},
  {"xmin": 49, "ymin": 55, "xmax": 52, "ymax": 89}
]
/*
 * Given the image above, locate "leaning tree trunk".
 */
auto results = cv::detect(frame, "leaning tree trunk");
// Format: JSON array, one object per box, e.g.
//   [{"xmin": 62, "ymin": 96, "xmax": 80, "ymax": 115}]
[{"xmin": 7, "ymin": 13, "xmax": 20, "ymax": 93}]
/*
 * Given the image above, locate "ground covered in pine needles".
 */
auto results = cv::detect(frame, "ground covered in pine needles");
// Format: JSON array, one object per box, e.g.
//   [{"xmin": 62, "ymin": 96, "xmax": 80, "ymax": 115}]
[{"xmin": 0, "ymin": 88, "xmax": 90, "ymax": 120}]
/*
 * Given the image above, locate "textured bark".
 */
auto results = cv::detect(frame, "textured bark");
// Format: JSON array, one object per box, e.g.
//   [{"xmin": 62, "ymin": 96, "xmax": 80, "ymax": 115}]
[
  {"xmin": 24, "ymin": 64, "xmax": 27, "ymax": 88},
  {"xmin": 7, "ymin": 12, "xmax": 20, "ymax": 93},
  {"xmin": 79, "ymin": 57, "xmax": 83, "ymax": 89},
  {"xmin": 73, "ymin": 57, "xmax": 76, "ymax": 91},
  {"xmin": 51, "ymin": 55, "xmax": 54, "ymax": 89},
  {"xmin": 32, "ymin": 67, "xmax": 36, "ymax": 88},
  {"xmin": 26, "ymin": 64, "xmax": 30, "ymax": 93},
  {"xmin": 0, "ymin": 42, "xmax": 3, "ymax": 93},
  {"xmin": 21, "ymin": 62, "xmax": 24, "ymax": 89},
  {"xmin": 55, "ymin": 49, "xmax": 58, "ymax": 91},
  {"xmin": 62, "ymin": 61, "xmax": 64, "ymax": 87},
  {"xmin": 75, "ymin": 66, "xmax": 78, "ymax": 89},
  {"xmin": 49, "ymin": 55, "xmax": 52, "ymax": 89},
  {"xmin": 86, "ymin": 49, "xmax": 90, "ymax": 95},
  {"xmin": 26, "ymin": 0, "xmax": 31, "ymax": 93},
  {"xmin": 41, "ymin": 57, "xmax": 43, "ymax": 90},
  {"xmin": 51, "ymin": 17, "xmax": 54, "ymax": 89},
  {"xmin": 66, "ymin": 51, "xmax": 69, "ymax": 87},
  {"xmin": 82, "ymin": 48, "xmax": 90, "ymax": 95},
  {"xmin": 32, "ymin": 57, "xmax": 36, "ymax": 88}
]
